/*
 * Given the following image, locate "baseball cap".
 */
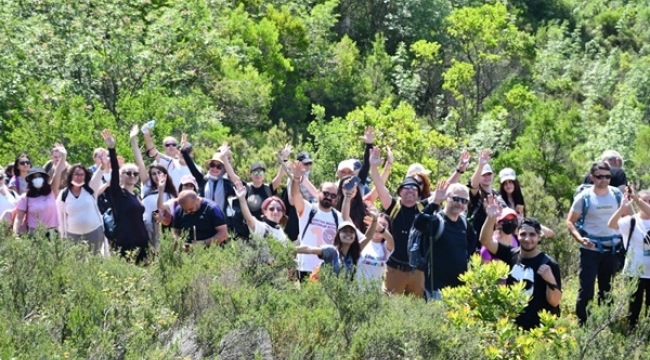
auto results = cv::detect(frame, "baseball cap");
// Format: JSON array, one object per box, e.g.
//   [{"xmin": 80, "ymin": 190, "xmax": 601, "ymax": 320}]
[
  {"xmin": 337, "ymin": 160, "xmax": 355, "ymax": 172},
  {"xmin": 481, "ymin": 164, "xmax": 494, "ymax": 176},
  {"xmin": 179, "ymin": 175, "xmax": 199, "ymax": 189},
  {"xmin": 499, "ymin": 168, "xmax": 516, "ymax": 183},
  {"xmin": 407, "ymin": 163, "xmax": 431, "ymax": 176},
  {"xmin": 250, "ymin": 162, "xmax": 266, "ymax": 172},
  {"xmin": 337, "ymin": 220, "xmax": 357, "ymax": 231},
  {"xmin": 497, "ymin": 207, "xmax": 518, "ymax": 222},
  {"xmin": 297, "ymin": 151, "xmax": 313, "ymax": 164}
]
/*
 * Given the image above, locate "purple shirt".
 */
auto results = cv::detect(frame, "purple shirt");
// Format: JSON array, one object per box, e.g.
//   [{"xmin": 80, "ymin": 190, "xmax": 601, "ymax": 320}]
[{"xmin": 480, "ymin": 235, "xmax": 519, "ymax": 263}]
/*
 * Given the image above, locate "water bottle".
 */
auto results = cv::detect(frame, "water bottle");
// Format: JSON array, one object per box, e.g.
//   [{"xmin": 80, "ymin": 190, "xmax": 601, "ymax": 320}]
[{"xmin": 146, "ymin": 120, "xmax": 156, "ymax": 129}]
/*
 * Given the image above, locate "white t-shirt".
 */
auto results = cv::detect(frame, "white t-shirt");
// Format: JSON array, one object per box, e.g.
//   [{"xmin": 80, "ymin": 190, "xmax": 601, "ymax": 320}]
[
  {"xmin": 250, "ymin": 219, "xmax": 288, "ymax": 244},
  {"xmin": 356, "ymin": 241, "xmax": 393, "ymax": 282},
  {"xmin": 297, "ymin": 200, "xmax": 342, "ymax": 272},
  {"xmin": 0, "ymin": 189, "xmax": 17, "ymax": 220},
  {"xmin": 57, "ymin": 189, "xmax": 103, "ymax": 235},
  {"xmin": 158, "ymin": 156, "xmax": 191, "ymax": 189},
  {"xmin": 142, "ymin": 192, "xmax": 172, "ymax": 226},
  {"xmin": 618, "ymin": 215, "xmax": 650, "ymax": 279}
]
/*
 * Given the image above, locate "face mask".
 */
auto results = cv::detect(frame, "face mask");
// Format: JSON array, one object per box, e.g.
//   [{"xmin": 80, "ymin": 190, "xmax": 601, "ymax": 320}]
[
  {"xmin": 71, "ymin": 181, "xmax": 85, "ymax": 187},
  {"xmin": 32, "ymin": 178, "xmax": 44, "ymax": 189},
  {"xmin": 501, "ymin": 223, "xmax": 518, "ymax": 235}
]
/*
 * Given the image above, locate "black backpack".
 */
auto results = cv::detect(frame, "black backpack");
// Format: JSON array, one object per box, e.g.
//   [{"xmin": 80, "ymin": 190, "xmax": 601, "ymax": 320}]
[{"xmin": 228, "ymin": 183, "xmax": 273, "ymax": 240}]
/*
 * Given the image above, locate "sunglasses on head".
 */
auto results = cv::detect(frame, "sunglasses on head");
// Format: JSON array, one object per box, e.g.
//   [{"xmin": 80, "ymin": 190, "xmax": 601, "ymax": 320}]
[
  {"xmin": 593, "ymin": 174, "xmax": 611, "ymax": 180},
  {"xmin": 251, "ymin": 170, "xmax": 265, "ymax": 176},
  {"xmin": 449, "ymin": 196, "xmax": 469, "ymax": 204},
  {"xmin": 123, "ymin": 171, "xmax": 139, "ymax": 177},
  {"xmin": 322, "ymin": 191, "xmax": 337, "ymax": 199},
  {"xmin": 164, "ymin": 143, "xmax": 177, "ymax": 147},
  {"xmin": 209, "ymin": 162, "xmax": 224, "ymax": 170},
  {"xmin": 19, "ymin": 161, "xmax": 30, "ymax": 166}
]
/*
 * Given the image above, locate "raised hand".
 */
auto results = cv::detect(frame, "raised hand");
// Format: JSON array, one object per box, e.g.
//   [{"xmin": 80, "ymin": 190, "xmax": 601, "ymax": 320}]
[
  {"xmin": 129, "ymin": 125, "xmax": 139, "ymax": 139},
  {"xmin": 280, "ymin": 143, "xmax": 293, "ymax": 160},
  {"xmin": 287, "ymin": 160, "xmax": 304, "ymax": 179},
  {"xmin": 180, "ymin": 133, "xmax": 189, "ymax": 151},
  {"xmin": 234, "ymin": 182, "xmax": 247, "ymax": 198},
  {"xmin": 157, "ymin": 173, "xmax": 167, "ymax": 189},
  {"xmin": 369, "ymin": 146, "xmax": 382, "ymax": 166},
  {"xmin": 102, "ymin": 129, "xmax": 116, "ymax": 149},
  {"xmin": 458, "ymin": 150, "xmax": 470, "ymax": 172},
  {"xmin": 141, "ymin": 121, "xmax": 152, "ymax": 135},
  {"xmin": 478, "ymin": 149, "xmax": 491, "ymax": 166},
  {"xmin": 433, "ymin": 180, "xmax": 449, "ymax": 204},
  {"xmin": 485, "ymin": 194, "xmax": 501, "ymax": 218},
  {"xmin": 53, "ymin": 142, "xmax": 67, "ymax": 157},
  {"xmin": 359, "ymin": 126, "xmax": 374, "ymax": 144},
  {"xmin": 386, "ymin": 146, "xmax": 394, "ymax": 164}
]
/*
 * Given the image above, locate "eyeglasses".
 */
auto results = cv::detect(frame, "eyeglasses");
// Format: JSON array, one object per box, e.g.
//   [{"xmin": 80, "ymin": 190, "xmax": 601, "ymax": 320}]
[
  {"xmin": 122, "ymin": 171, "xmax": 140, "ymax": 177},
  {"xmin": 19, "ymin": 161, "xmax": 30, "ymax": 166},
  {"xmin": 322, "ymin": 191, "xmax": 337, "ymax": 199},
  {"xmin": 449, "ymin": 196, "xmax": 469, "ymax": 204},
  {"xmin": 164, "ymin": 143, "xmax": 177, "ymax": 147},
  {"xmin": 593, "ymin": 174, "xmax": 611, "ymax": 180},
  {"xmin": 402, "ymin": 185, "xmax": 419, "ymax": 191},
  {"xmin": 266, "ymin": 207, "xmax": 283, "ymax": 213},
  {"xmin": 251, "ymin": 170, "xmax": 265, "ymax": 176},
  {"xmin": 209, "ymin": 162, "xmax": 224, "ymax": 170},
  {"xmin": 73, "ymin": 173, "xmax": 86, "ymax": 177}
]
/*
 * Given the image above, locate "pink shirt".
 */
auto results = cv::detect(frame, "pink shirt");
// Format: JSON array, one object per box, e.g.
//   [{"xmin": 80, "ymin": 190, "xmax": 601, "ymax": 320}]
[
  {"xmin": 480, "ymin": 235, "xmax": 519, "ymax": 263},
  {"xmin": 17, "ymin": 193, "xmax": 58, "ymax": 229}
]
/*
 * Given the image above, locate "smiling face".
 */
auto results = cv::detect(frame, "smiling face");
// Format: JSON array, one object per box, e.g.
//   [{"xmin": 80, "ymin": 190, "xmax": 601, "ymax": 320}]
[
  {"xmin": 208, "ymin": 160, "xmax": 224, "ymax": 177},
  {"xmin": 398, "ymin": 185, "xmax": 419, "ymax": 205},
  {"xmin": 162, "ymin": 136, "xmax": 178, "ymax": 157},
  {"xmin": 250, "ymin": 168, "xmax": 265, "ymax": 184},
  {"xmin": 262, "ymin": 199, "xmax": 284, "ymax": 223},
  {"xmin": 120, "ymin": 164, "xmax": 140, "ymax": 186},
  {"xmin": 338, "ymin": 226, "xmax": 356, "ymax": 244},
  {"xmin": 503, "ymin": 180, "xmax": 515, "ymax": 194},
  {"xmin": 480, "ymin": 172, "xmax": 494, "ymax": 188},
  {"xmin": 318, "ymin": 183, "xmax": 338, "ymax": 210},
  {"xmin": 445, "ymin": 187, "xmax": 469, "ymax": 216},
  {"xmin": 518, "ymin": 225, "xmax": 540, "ymax": 252}
]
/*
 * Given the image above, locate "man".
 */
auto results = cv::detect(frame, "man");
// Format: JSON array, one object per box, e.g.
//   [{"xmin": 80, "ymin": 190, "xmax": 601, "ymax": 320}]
[
  {"xmin": 369, "ymin": 146, "xmax": 428, "ymax": 297},
  {"xmin": 142, "ymin": 124, "xmax": 192, "ymax": 188},
  {"xmin": 566, "ymin": 161, "xmax": 625, "ymax": 325},
  {"xmin": 287, "ymin": 160, "xmax": 345, "ymax": 281},
  {"xmin": 583, "ymin": 150, "xmax": 627, "ymax": 192},
  {"xmin": 412, "ymin": 181, "xmax": 475, "ymax": 300},
  {"xmin": 172, "ymin": 190, "xmax": 228, "ymax": 248},
  {"xmin": 481, "ymin": 195, "xmax": 562, "ymax": 330},
  {"xmin": 43, "ymin": 146, "xmax": 70, "ymax": 189},
  {"xmin": 467, "ymin": 149, "xmax": 506, "ymax": 252}
]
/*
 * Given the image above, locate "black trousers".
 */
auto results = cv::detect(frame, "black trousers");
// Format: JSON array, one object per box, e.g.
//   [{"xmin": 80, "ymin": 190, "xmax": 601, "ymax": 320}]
[
  {"xmin": 629, "ymin": 278, "xmax": 650, "ymax": 328},
  {"xmin": 576, "ymin": 248, "xmax": 619, "ymax": 324}
]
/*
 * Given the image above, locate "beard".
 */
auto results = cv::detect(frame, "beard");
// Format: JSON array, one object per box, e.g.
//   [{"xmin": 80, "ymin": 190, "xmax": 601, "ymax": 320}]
[{"xmin": 319, "ymin": 198, "xmax": 333, "ymax": 209}]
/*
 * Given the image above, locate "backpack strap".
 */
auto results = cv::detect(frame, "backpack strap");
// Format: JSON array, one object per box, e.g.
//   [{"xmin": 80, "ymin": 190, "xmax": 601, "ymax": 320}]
[
  {"xmin": 389, "ymin": 201, "xmax": 401, "ymax": 220},
  {"xmin": 332, "ymin": 210, "xmax": 339, "ymax": 230},
  {"xmin": 300, "ymin": 207, "xmax": 318, "ymax": 241},
  {"xmin": 61, "ymin": 188, "xmax": 69, "ymax": 203}
]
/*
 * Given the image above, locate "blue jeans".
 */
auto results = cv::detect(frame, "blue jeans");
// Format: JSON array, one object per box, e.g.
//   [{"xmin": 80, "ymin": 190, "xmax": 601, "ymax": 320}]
[{"xmin": 576, "ymin": 248, "xmax": 620, "ymax": 324}]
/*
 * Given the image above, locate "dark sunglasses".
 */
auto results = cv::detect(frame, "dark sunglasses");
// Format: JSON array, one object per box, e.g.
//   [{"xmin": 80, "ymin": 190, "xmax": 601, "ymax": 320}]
[
  {"xmin": 266, "ymin": 206, "xmax": 283, "ymax": 213},
  {"xmin": 122, "ymin": 171, "xmax": 140, "ymax": 177},
  {"xmin": 449, "ymin": 196, "xmax": 469, "ymax": 204},
  {"xmin": 402, "ymin": 185, "xmax": 419, "ymax": 191},
  {"xmin": 322, "ymin": 191, "xmax": 337, "ymax": 199},
  {"xmin": 593, "ymin": 174, "xmax": 611, "ymax": 180},
  {"xmin": 209, "ymin": 162, "xmax": 224, "ymax": 170},
  {"xmin": 164, "ymin": 143, "xmax": 177, "ymax": 147},
  {"xmin": 19, "ymin": 161, "xmax": 31, "ymax": 166}
]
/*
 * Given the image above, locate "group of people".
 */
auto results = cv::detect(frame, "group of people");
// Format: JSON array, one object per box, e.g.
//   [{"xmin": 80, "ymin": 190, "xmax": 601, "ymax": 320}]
[{"xmin": 1, "ymin": 122, "xmax": 647, "ymax": 330}]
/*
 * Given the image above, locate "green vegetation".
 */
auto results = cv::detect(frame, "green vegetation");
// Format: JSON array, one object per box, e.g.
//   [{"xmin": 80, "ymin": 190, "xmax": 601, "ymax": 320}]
[{"xmin": 2, "ymin": 0, "xmax": 650, "ymax": 357}]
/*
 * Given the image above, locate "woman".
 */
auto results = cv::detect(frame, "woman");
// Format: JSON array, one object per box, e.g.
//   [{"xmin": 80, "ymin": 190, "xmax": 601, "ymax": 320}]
[
  {"xmin": 102, "ymin": 129, "xmax": 149, "ymax": 262},
  {"xmin": 608, "ymin": 188, "xmax": 650, "ymax": 329},
  {"xmin": 14, "ymin": 146, "xmax": 65, "ymax": 236},
  {"xmin": 56, "ymin": 163, "xmax": 104, "ymax": 254},
  {"xmin": 356, "ymin": 213, "xmax": 395, "ymax": 283},
  {"xmin": 411, "ymin": 172, "xmax": 432, "ymax": 199},
  {"xmin": 479, "ymin": 207, "xmax": 519, "ymax": 264},
  {"xmin": 337, "ymin": 175, "xmax": 368, "ymax": 232},
  {"xmin": 498, "ymin": 168, "xmax": 525, "ymax": 217},
  {"xmin": 0, "ymin": 166, "xmax": 18, "ymax": 224},
  {"xmin": 9, "ymin": 154, "xmax": 32, "ymax": 195},
  {"xmin": 130, "ymin": 125, "xmax": 178, "ymax": 249},
  {"xmin": 297, "ymin": 215, "xmax": 377, "ymax": 281},
  {"xmin": 235, "ymin": 182, "xmax": 287, "ymax": 243}
]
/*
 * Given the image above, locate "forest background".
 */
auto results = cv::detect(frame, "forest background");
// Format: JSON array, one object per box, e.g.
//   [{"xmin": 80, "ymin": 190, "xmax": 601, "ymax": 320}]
[{"xmin": 2, "ymin": 0, "xmax": 650, "ymax": 359}]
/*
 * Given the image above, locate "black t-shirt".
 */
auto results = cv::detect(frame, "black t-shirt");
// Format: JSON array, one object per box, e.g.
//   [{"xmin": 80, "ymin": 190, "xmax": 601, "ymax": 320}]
[
  {"xmin": 384, "ymin": 198, "xmax": 427, "ymax": 266},
  {"xmin": 583, "ymin": 166, "xmax": 627, "ymax": 188},
  {"xmin": 173, "ymin": 200, "xmax": 227, "ymax": 243},
  {"xmin": 430, "ymin": 213, "xmax": 470, "ymax": 291},
  {"xmin": 246, "ymin": 183, "xmax": 276, "ymax": 220},
  {"xmin": 493, "ymin": 243, "xmax": 562, "ymax": 330}
]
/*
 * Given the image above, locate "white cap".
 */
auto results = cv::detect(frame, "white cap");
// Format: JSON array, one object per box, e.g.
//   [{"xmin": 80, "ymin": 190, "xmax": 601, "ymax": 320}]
[
  {"xmin": 481, "ymin": 164, "xmax": 494, "ymax": 176},
  {"xmin": 499, "ymin": 168, "xmax": 516, "ymax": 183},
  {"xmin": 337, "ymin": 220, "xmax": 357, "ymax": 231},
  {"xmin": 337, "ymin": 160, "xmax": 355, "ymax": 172},
  {"xmin": 406, "ymin": 163, "xmax": 431, "ymax": 176}
]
